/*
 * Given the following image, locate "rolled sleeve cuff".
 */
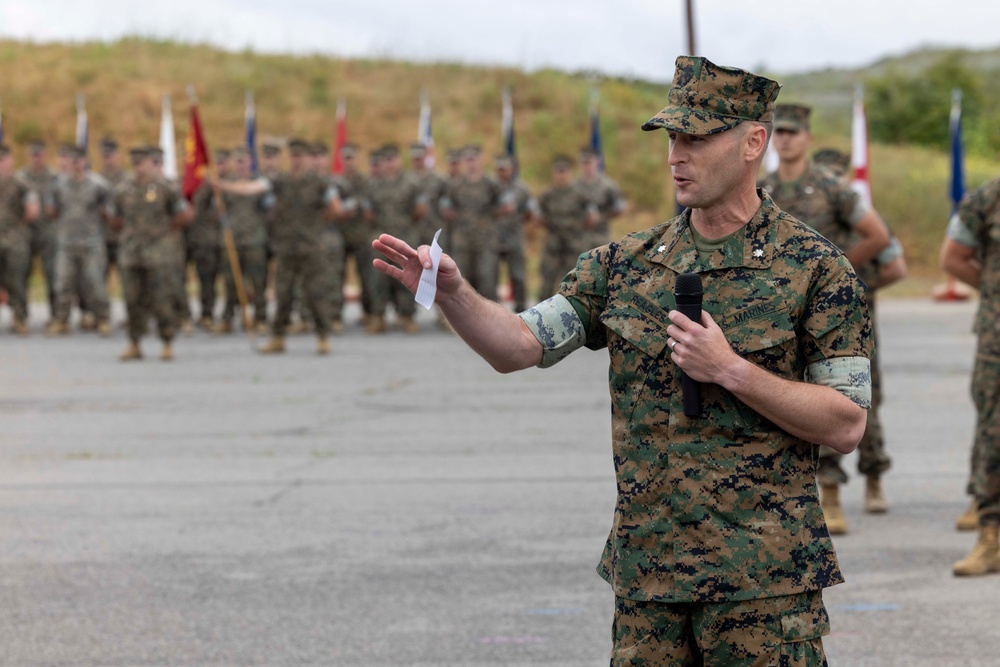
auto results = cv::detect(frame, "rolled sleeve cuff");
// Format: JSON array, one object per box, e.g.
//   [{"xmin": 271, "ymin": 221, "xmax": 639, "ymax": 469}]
[
  {"xmin": 805, "ymin": 356, "xmax": 872, "ymax": 409},
  {"xmin": 518, "ymin": 294, "xmax": 586, "ymax": 368},
  {"xmin": 946, "ymin": 213, "xmax": 979, "ymax": 248}
]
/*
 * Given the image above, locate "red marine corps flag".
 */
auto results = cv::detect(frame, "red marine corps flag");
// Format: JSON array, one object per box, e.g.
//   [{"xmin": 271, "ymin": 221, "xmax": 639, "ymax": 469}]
[
  {"xmin": 331, "ymin": 97, "xmax": 347, "ymax": 175},
  {"xmin": 183, "ymin": 87, "xmax": 211, "ymax": 201}
]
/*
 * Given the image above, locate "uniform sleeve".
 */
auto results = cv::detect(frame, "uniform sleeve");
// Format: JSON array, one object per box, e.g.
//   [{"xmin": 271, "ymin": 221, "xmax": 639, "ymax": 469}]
[
  {"xmin": 952, "ymin": 184, "xmax": 995, "ymax": 248},
  {"xmin": 800, "ymin": 254, "xmax": 874, "ymax": 366},
  {"xmin": 834, "ymin": 180, "xmax": 867, "ymax": 227}
]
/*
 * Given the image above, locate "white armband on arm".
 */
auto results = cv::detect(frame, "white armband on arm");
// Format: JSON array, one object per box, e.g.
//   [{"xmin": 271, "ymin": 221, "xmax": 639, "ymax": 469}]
[
  {"xmin": 804, "ymin": 356, "xmax": 872, "ymax": 409},
  {"xmin": 517, "ymin": 294, "xmax": 586, "ymax": 368}
]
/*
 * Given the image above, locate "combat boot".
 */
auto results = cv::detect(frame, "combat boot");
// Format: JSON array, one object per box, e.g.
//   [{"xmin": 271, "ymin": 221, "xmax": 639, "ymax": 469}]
[
  {"xmin": 260, "ymin": 337, "xmax": 286, "ymax": 354},
  {"xmin": 255, "ymin": 321, "xmax": 270, "ymax": 336},
  {"xmin": 317, "ymin": 336, "xmax": 330, "ymax": 355},
  {"xmin": 96, "ymin": 320, "xmax": 111, "ymax": 337},
  {"xmin": 399, "ymin": 315, "xmax": 419, "ymax": 335},
  {"xmin": 80, "ymin": 313, "xmax": 97, "ymax": 331},
  {"xmin": 864, "ymin": 474, "xmax": 889, "ymax": 514},
  {"xmin": 160, "ymin": 341, "xmax": 174, "ymax": 362},
  {"xmin": 119, "ymin": 341, "xmax": 143, "ymax": 361},
  {"xmin": 46, "ymin": 321, "xmax": 70, "ymax": 336},
  {"xmin": 953, "ymin": 523, "xmax": 1000, "ymax": 576},
  {"xmin": 957, "ymin": 499, "xmax": 980, "ymax": 531},
  {"xmin": 12, "ymin": 319, "xmax": 28, "ymax": 336},
  {"xmin": 365, "ymin": 314, "xmax": 387, "ymax": 334},
  {"xmin": 820, "ymin": 483, "xmax": 848, "ymax": 535},
  {"xmin": 180, "ymin": 319, "xmax": 194, "ymax": 335},
  {"xmin": 197, "ymin": 316, "xmax": 214, "ymax": 330},
  {"xmin": 330, "ymin": 320, "xmax": 344, "ymax": 335},
  {"xmin": 212, "ymin": 320, "xmax": 234, "ymax": 335}
]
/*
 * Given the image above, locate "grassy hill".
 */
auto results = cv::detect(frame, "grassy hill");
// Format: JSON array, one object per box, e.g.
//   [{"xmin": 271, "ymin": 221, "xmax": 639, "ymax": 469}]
[{"xmin": 2, "ymin": 38, "xmax": 999, "ymax": 291}]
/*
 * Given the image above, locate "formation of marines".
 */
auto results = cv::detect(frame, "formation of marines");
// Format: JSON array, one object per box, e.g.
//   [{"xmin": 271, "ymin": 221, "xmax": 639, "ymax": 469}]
[{"xmin": 0, "ymin": 137, "xmax": 627, "ymax": 359}]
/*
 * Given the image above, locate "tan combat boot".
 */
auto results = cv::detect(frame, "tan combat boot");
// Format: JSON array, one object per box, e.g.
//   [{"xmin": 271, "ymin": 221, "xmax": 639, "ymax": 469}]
[
  {"xmin": 957, "ymin": 499, "xmax": 980, "ymax": 531},
  {"xmin": 953, "ymin": 523, "xmax": 1000, "ymax": 576},
  {"xmin": 260, "ymin": 336, "xmax": 286, "ymax": 354},
  {"xmin": 12, "ymin": 319, "xmax": 28, "ymax": 336},
  {"xmin": 160, "ymin": 341, "xmax": 174, "ymax": 362},
  {"xmin": 365, "ymin": 314, "xmax": 387, "ymax": 334},
  {"xmin": 820, "ymin": 483, "xmax": 848, "ymax": 535},
  {"xmin": 97, "ymin": 320, "xmax": 111, "ymax": 337},
  {"xmin": 180, "ymin": 319, "xmax": 194, "ymax": 335},
  {"xmin": 330, "ymin": 320, "xmax": 344, "ymax": 335},
  {"xmin": 80, "ymin": 313, "xmax": 97, "ymax": 331},
  {"xmin": 197, "ymin": 316, "xmax": 214, "ymax": 330},
  {"xmin": 212, "ymin": 320, "xmax": 234, "ymax": 335},
  {"xmin": 864, "ymin": 475, "xmax": 889, "ymax": 514},
  {"xmin": 316, "ymin": 336, "xmax": 330, "ymax": 355},
  {"xmin": 399, "ymin": 315, "xmax": 419, "ymax": 335},
  {"xmin": 119, "ymin": 341, "xmax": 143, "ymax": 361},
  {"xmin": 255, "ymin": 321, "xmax": 270, "ymax": 336},
  {"xmin": 46, "ymin": 321, "xmax": 70, "ymax": 336}
]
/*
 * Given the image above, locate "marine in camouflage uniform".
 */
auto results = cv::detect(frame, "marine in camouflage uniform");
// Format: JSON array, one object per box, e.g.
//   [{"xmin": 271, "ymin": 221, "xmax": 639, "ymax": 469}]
[
  {"xmin": 47, "ymin": 146, "xmax": 112, "ymax": 335},
  {"xmin": 332, "ymin": 143, "xmax": 376, "ymax": 325},
  {"xmin": 110, "ymin": 147, "xmax": 193, "ymax": 361},
  {"xmin": 365, "ymin": 143, "xmax": 426, "ymax": 333},
  {"xmin": 408, "ymin": 143, "xmax": 448, "ymax": 247},
  {"xmin": 17, "ymin": 141, "xmax": 60, "ymax": 322},
  {"xmin": 942, "ymin": 177, "xmax": 1000, "ymax": 576},
  {"xmin": 99, "ymin": 138, "xmax": 128, "ymax": 276},
  {"xmin": 373, "ymin": 56, "xmax": 873, "ymax": 665},
  {"xmin": 494, "ymin": 154, "xmax": 538, "ymax": 311},
  {"xmin": 575, "ymin": 146, "xmax": 628, "ymax": 253},
  {"xmin": 184, "ymin": 148, "xmax": 229, "ymax": 328},
  {"xmin": 311, "ymin": 141, "xmax": 346, "ymax": 334},
  {"xmin": 214, "ymin": 147, "xmax": 270, "ymax": 333},
  {"xmin": 216, "ymin": 138, "xmax": 337, "ymax": 354},
  {"xmin": 759, "ymin": 103, "xmax": 892, "ymax": 535},
  {"xmin": 537, "ymin": 155, "xmax": 597, "ymax": 299},
  {"xmin": 440, "ymin": 145, "xmax": 508, "ymax": 302},
  {"xmin": 0, "ymin": 144, "xmax": 40, "ymax": 334}
]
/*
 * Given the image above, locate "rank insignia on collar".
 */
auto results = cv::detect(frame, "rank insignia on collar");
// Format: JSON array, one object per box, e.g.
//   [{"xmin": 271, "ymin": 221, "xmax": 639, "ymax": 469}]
[
  {"xmin": 753, "ymin": 248, "xmax": 764, "ymax": 258},
  {"xmin": 657, "ymin": 244, "xmax": 666, "ymax": 253}
]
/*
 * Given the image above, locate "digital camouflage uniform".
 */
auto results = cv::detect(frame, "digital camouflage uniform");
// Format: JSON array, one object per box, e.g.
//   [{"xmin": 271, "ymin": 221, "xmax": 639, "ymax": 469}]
[
  {"xmin": 442, "ymin": 175, "xmax": 504, "ymax": 300},
  {"xmin": 333, "ymin": 169, "xmax": 375, "ymax": 319},
  {"xmin": 219, "ymin": 188, "xmax": 270, "ymax": 325},
  {"xmin": 185, "ymin": 183, "xmax": 221, "ymax": 321},
  {"xmin": 112, "ymin": 176, "xmax": 189, "ymax": 343},
  {"xmin": 101, "ymin": 165, "xmax": 128, "ymax": 273},
  {"xmin": 0, "ymin": 174, "xmax": 36, "ymax": 325},
  {"xmin": 18, "ymin": 165, "xmax": 59, "ymax": 316},
  {"xmin": 759, "ymin": 165, "xmax": 887, "ymax": 484},
  {"xmin": 51, "ymin": 172, "xmax": 111, "ymax": 324},
  {"xmin": 267, "ymin": 172, "xmax": 336, "ymax": 337},
  {"xmin": 948, "ymin": 177, "xmax": 1000, "ymax": 524},
  {"xmin": 367, "ymin": 172, "xmax": 424, "ymax": 319},
  {"xmin": 412, "ymin": 168, "xmax": 448, "ymax": 247},
  {"xmin": 574, "ymin": 173, "xmax": 627, "ymax": 253},
  {"xmin": 520, "ymin": 192, "xmax": 872, "ymax": 663},
  {"xmin": 538, "ymin": 182, "xmax": 593, "ymax": 299},
  {"xmin": 495, "ymin": 178, "xmax": 537, "ymax": 312}
]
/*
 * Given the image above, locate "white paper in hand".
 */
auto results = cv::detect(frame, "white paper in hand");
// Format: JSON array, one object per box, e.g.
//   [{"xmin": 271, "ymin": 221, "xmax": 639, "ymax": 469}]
[{"xmin": 414, "ymin": 229, "xmax": 443, "ymax": 310}]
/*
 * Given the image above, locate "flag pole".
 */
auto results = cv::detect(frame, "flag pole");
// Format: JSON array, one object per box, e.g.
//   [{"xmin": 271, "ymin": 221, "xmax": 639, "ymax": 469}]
[
  {"xmin": 188, "ymin": 85, "xmax": 257, "ymax": 350},
  {"xmin": 933, "ymin": 87, "xmax": 972, "ymax": 302}
]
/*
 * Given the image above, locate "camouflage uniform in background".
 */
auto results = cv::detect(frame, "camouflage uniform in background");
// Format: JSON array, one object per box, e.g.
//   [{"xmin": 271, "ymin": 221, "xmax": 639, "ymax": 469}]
[
  {"xmin": 185, "ymin": 183, "xmax": 221, "ymax": 323},
  {"xmin": 759, "ymin": 164, "xmax": 886, "ymax": 485},
  {"xmin": 441, "ymin": 171, "xmax": 504, "ymax": 301},
  {"xmin": 219, "ymin": 188, "xmax": 270, "ymax": 327},
  {"xmin": 0, "ymin": 173, "xmax": 36, "ymax": 328},
  {"xmin": 521, "ymin": 192, "xmax": 871, "ymax": 663},
  {"xmin": 100, "ymin": 156, "xmax": 129, "ymax": 276},
  {"xmin": 367, "ymin": 171, "xmax": 425, "ymax": 321},
  {"xmin": 537, "ymin": 178, "xmax": 593, "ymax": 299},
  {"xmin": 18, "ymin": 164, "xmax": 59, "ymax": 317},
  {"xmin": 112, "ymin": 175, "xmax": 189, "ymax": 344},
  {"xmin": 574, "ymin": 171, "xmax": 627, "ymax": 252},
  {"xmin": 50, "ymin": 172, "xmax": 112, "ymax": 326},
  {"xmin": 332, "ymin": 163, "xmax": 375, "ymax": 321},
  {"xmin": 948, "ymin": 178, "xmax": 1000, "ymax": 525},
  {"xmin": 267, "ymin": 172, "xmax": 336, "ymax": 338},
  {"xmin": 494, "ymin": 175, "xmax": 537, "ymax": 312}
]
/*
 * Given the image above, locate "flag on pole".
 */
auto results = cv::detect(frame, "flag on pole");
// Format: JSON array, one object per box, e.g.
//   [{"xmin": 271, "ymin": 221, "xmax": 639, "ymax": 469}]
[
  {"xmin": 502, "ymin": 86, "xmax": 516, "ymax": 160},
  {"xmin": 245, "ymin": 91, "xmax": 258, "ymax": 176},
  {"xmin": 159, "ymin": 95, "xmax": 179, "ymax": 181},
  {"xmin": 850, "ymin": 83, "xmax": 872, "ymax": 208},
  {"xmin": 763, "ymin": 136, "xmax": 780, "ymax": 174},
  {"xmin": 589, "ymin": 85, "xmax": 605, "ymax": 172},
  {"xmin": 949, "ymin": 88, "xmax": 965, "ymax": 213},
  {"xmin": 331, "ymin": 97, "xmax": 347, "ymax": 175},
  {"xmin": 75, "ymin": 94, "xmax": 88, "ymax": 151},
  {"xmin": 183, "ymin": 88, "xmax": 211, "ymax": 200},
  {"xmin": 418, "ymin": 90, "xmax": 435, "ymax": 169}
]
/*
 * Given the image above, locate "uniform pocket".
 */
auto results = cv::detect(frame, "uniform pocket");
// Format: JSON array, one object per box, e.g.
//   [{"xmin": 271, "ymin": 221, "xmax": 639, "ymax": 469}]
[{"xmin": 779, "ymin": 602, "xmax": 830, "ymax": 667}]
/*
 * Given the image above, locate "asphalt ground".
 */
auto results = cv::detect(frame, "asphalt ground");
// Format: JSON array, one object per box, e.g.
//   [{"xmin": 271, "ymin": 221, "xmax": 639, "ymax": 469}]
[{"xmin": 0, "ymin": 296, "xmax": 996, "ymax": 666}]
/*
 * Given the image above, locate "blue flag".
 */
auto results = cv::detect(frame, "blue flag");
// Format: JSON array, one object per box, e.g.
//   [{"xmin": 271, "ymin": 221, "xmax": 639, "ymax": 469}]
[
  {"xmin": 949, "ymin": 88, "xmax": 965, "ymax": 213},
  {"xmin": 245, "ymin": 91, "xmax": 259, "ymax": 176},
  {"xmin": 589, "ymin": 86, "xmax": 604, "ymax": 172}
]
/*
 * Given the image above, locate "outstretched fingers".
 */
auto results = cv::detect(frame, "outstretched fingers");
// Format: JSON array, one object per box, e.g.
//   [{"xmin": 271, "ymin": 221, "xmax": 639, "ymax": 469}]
[{"xmin": 372, "ymin": 234, "xmax": 416, "ymax": 267}]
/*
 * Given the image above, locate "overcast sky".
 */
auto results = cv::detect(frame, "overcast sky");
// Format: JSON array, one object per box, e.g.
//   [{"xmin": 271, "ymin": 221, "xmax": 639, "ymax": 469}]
[{"xmin": 2, "ymin": 1, "xmax": 997, "ymax": 81}]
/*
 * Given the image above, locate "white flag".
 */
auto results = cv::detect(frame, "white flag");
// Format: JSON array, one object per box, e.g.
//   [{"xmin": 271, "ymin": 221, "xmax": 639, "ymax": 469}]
[{"xmin": 159, "ymin": 94, "xmax": 178, "ymax": 181}]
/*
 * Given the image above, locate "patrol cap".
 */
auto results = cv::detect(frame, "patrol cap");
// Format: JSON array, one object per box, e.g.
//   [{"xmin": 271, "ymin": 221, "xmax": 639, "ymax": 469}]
[
  {"xmin": 57, "ymin": 142, "xmax": 76, "ymax": 157},
  {"xmin": 409, "ymin": 142, "xmax": 427, "ymax": 157},
  {"xmin": 641, "ymin": 56, "xmax": 780, "ymax": 135},
  {"xmin": 774, "ymin": 103, "xmax": 811, "ymax": 131},
  {"xmin": 128, "ymin": 146, "xmax": 149, "ymax": 161},
  {"xmin": 229, "ymin": 146, "xmax": 250, "ymax": 159},
  {"xmin": 146, "ymin": 145, "xmax": 165, "ymax": 161},
  {"xmin": 310, "ymin": 141, "xmax": 329, "ymax": 156},
  {"xmin": 461, "ymin": 144, "xmax": 482, "ymax": 159},
  {"xmin": 579, "ymin": 146, "xmax": 598, "ymax": 159},
  {"xmin": 287, "ymin": 138, "xmax": 310, "ymax": 154},
  {"xmin": 341, "ymin": 143, "xmax": 359, "ymax": 159},
  {"xmin": 66, "ymin": 145, "xmax": 87, "ymax": 159},
  {"xmin": 812, "ymin": 147, "xmax": 850, "ymax": 176},
  {"xmin": 380, "ymin": 143, "xmax": 400, "ymax": 159},
  {"xmin": 213, "ymin": 147, "xmax": 231, "ymax": 162},
  {"xmin": 369, "ymin": 148, "xmax": 384, "ymax": 163},
  {"xmin": 446, "ymin": 148, "xmax": 461, "ymax": 163},
  {"xmin": 552, "ymin": 154, "xmax": 573, "ymax": 170},
  {"xmin": 261, "ymin": 139, "xmax": 282, "ymax": 157},
  {"xmin": 100, "ymin": 137, "xmax": 119, "ymax": 155},
  {"xmin": 27, "ymin": 140, "xmax": 46, "ymax": 154},
  {"xmin": 495, "ymin": 154, "xmax": 514, "ymax": 168}
]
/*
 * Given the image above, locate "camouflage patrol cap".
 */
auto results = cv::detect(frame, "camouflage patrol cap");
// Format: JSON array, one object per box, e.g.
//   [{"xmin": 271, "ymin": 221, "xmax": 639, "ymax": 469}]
[
  {"xmin": 146, "ymin": 146, "xmax": 164, "ymax": 161},
  {"xmin": 57, "ymin": 142, "xmax": 76, "ymax": 157},
  {"xmin": 310, "ymin": 141, "xmax": 329, "ymax": 156},
  {"xmin": 552, "ymin": 154, "xmax": 573, "ymax": 170},
  {"xmin": 446, "ymin": 148, "xmax": 461, "ymax": 163},
  {"xmin": 380, "ymin": 143, "xmax": 400, "ymax": 158},
  {"xmin": 774, "ymin": 103, "xmax": 811, "ymax": 131},
  {"xmin": 341, "ymin": 143, "xmax": 359, "ymax": 159},
  {"xmin": 579, "ymin": 146, "xmax": 597, "ymax": 159},
  {"xmin": 287, "ymin": 138, "xmax": 310, "ymax": 154},
  {"xmin": 495, "ymin": 154, "xmax": 514, "ymax": 168},
  {"xmin": 100, "ymin": 137, "xmax": 119, "ymax": 155},
  {"xmin": 66, "ymin": 145, "xmax": 87, "ymax": 159},
  {"xmin": 642, "ymin": 56, "xmax": 780, "ymax": 135},
  {"xmin": 128, "ymin": 146, "xmax": 149, "ymax": 161},
  {"xmin": 409, "ymin": 142, "xmax": 427, "ymax": 157},
  {"xmin": 261, "ymin": 139, "xmax": 282, "ymax": 157},
  {"xmin": 229, "ymin": 146, "xmax": 250, "ymax": 159},
  {"xmin": 812, "ymin": 147, "xmax": 850, "ymax": 176},
  {"xmin": 28, "ymin": 140, "xmax": 46, "ymax": 154},
  {"xmin": 213, "ymin": 147, "xmax": 231, "ymax": 162}
]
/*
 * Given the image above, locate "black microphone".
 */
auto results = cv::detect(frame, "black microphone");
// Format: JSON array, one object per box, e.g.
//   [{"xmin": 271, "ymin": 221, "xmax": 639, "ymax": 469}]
[{"xmin": 673, "ymin": 272, "xmax": 703, "ymax": 418}]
